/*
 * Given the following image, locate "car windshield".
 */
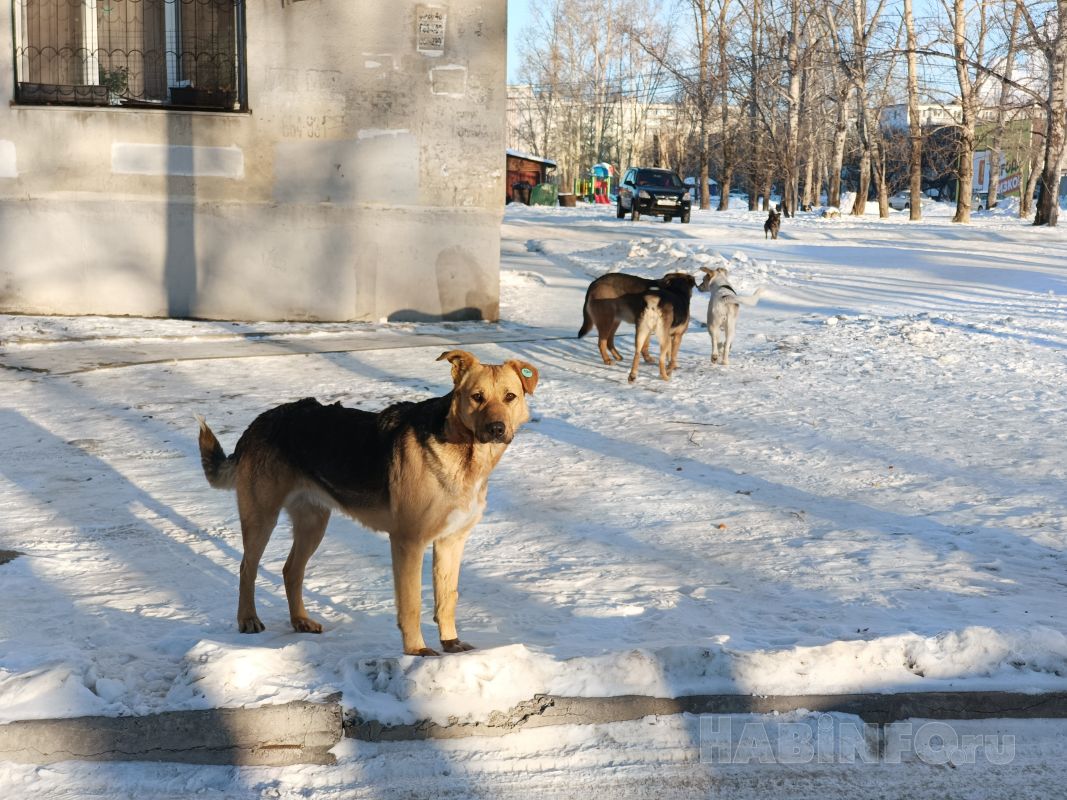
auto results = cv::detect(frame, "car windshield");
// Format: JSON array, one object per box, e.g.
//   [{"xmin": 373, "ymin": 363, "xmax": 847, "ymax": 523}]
[{"xmin": 636, "ymin": 170, "xmax": 683, "ymax": 188}]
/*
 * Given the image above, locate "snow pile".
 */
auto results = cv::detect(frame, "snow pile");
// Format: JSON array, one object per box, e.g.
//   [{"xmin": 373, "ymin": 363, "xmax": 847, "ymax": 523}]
[
  {"xmin": 530, "ymin": 236, "xmax": 775, "ymax": 296},
  {"xmin": 338, "ymin": 627, "xmax": 1067, "ymax": 726}
]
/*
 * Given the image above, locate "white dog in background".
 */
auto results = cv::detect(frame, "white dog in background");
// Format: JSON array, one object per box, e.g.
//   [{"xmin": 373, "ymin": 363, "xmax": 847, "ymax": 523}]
[{"xmin": 697, "ymin": 267, "xmax": 765, "ymax": 366}]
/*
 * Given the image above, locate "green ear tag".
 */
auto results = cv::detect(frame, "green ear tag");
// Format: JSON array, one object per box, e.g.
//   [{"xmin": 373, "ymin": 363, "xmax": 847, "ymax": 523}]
[{"xmin": 521, "ymin": 368, "xmax": 534, "ymax": 378}]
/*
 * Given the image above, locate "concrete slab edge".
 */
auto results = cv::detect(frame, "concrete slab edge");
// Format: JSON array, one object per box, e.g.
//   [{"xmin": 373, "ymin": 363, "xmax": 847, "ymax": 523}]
[
  {"xmin": 0, "ymin": 699, "xmax": 342, "ymax": 766},
  {"xmin": 4, "ymin": 691, "xmax": 1067, "ymax": 764},
  {"xmin": 345, "ymin": 691, "xmax": 1067, "ymax": 742}
]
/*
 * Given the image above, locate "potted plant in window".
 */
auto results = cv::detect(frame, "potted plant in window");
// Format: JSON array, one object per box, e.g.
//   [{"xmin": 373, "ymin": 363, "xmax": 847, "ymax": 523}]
[{"xmin": 99, "ymin": 65, "xmax": 128, "ymax": 106}]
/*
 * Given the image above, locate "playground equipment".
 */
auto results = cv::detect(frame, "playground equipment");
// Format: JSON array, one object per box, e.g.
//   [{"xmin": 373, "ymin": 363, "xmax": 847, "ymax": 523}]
[{"xmin": 574, "ymin": 163, "xmax": 615, "ymax": 204}]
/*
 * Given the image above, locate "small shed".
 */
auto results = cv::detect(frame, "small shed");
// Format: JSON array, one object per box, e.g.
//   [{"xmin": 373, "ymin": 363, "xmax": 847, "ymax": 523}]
[{"xmin": 506, "ymin": 149, "xmax": 556, "ymax": 203}]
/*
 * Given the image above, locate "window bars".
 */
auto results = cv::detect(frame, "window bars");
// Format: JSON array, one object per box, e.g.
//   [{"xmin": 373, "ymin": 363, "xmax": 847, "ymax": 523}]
[{"xmin": 12, "ymin": 0, "xmax": 245, "ymax": 110}]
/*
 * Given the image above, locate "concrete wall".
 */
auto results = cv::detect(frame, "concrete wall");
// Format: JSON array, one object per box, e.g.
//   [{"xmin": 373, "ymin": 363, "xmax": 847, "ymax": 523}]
[{"xmin": 0, "ymin": 1, "xmax": 506, "ymax": 321}]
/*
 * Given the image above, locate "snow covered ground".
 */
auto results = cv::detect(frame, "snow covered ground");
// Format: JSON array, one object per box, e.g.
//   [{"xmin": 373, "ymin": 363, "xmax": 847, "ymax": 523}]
[{"xmin": 2, "ymin": 200, "xmax": 1067, "ymax": 795}]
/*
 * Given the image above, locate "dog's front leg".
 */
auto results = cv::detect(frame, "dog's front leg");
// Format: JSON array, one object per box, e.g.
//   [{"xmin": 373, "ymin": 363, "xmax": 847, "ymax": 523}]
[
  {"xmin": 390, "ymin": 537, "xmax": 437, "ymax": 656},
  {"xmin": 433, "ymin": 528, "xmax": 475, "ymax": 653}
]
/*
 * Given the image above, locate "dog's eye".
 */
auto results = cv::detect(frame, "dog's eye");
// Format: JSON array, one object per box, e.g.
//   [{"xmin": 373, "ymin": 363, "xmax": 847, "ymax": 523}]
[
  {"xmin": 504, "ymin": 392, "xmax": 517, "ymax": 403},
  {"xmin": 471, "ymin": 392, "xmax": 485, "ymax": 404}
]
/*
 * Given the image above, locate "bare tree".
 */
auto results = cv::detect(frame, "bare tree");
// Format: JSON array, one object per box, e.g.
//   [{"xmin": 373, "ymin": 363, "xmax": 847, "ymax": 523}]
[
  {"xmin": 1017, "ymin": 0, "xmax": 1067, "ymax": 226},
  {"xmin": 826, "ymin": 0, "xmax": 891, "ymax": 217},
  {"xmin": 629, "ymin": 1, "xmax": 718, "ymax": 209},
  {"xmin": 944, "ymin": 0, "xmax": 991, "ymax": 223},
  {"xmin": 985, "ymin": 2, "xmax": 1023, "ymax": 211},
  {"xmin": 903, "ymin": 0, "xmax": 923, "ymax": 219}
]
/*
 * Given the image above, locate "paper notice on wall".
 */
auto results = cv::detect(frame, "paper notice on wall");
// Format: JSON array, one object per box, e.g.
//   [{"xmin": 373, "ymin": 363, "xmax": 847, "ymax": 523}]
[{"xmin": 417, "ymin": 5, "xmax": 447, "ymax": 56}]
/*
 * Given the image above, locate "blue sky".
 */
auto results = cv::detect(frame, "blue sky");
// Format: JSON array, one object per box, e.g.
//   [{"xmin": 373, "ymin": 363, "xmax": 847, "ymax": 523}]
[{"xmin": 507, "ymin": 0, "xmax": 534, "ymax": 83}]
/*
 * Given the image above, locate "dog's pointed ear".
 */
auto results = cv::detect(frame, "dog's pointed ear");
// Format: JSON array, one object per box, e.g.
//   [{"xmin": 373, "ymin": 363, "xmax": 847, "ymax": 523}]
[
  {"xmin": 699, "ymin": 266, "xmax": 715, "ymax": 275},
  {"xmin": 437, "ymin": 350, "xmax": 480, "ymax": 384},
  {"xmin": 505, "ymin": 360, "xmax": 539, "ymax": 395}
]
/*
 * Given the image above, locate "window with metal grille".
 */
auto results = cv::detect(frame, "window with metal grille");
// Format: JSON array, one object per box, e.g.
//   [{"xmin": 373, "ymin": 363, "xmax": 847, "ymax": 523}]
[{"xmin": 12, "ymin": 0, "xmax": 245, "ymax": 110}]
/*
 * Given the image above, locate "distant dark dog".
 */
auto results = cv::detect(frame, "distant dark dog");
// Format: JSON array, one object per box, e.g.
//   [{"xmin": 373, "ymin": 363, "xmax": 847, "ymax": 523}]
[
  {"xmin": 578, "ymin": 271, "xmax": 697, "ymax": 380},
  {"xmin": 197, "ymin": 350, "xmax": 538, "ymax": 656},
  {"xmin": 764, "ymin": 206, "xmax": 782, "ymax": 239}
]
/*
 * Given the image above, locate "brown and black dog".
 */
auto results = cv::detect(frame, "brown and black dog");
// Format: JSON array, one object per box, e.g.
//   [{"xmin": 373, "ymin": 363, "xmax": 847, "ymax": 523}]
[
  {"xmin": 578, "ymin": 271, "xmax": 697, "ymax": 380},
  {"xmin": 197, "ymin": 350, "xmax": 538, "ymax": 656},
  {"xmin": 764, "ymin": 206, "xmax": 782, "ymax": 239}
]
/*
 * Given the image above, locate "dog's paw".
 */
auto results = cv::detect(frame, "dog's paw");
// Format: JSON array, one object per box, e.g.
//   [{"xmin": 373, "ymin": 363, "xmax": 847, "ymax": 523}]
[
  {"xmin": 409, "ymin": 647, "xmax": 441, "ymax": 657},
  {"xmin": 238, "ymin": 616, "xmax": 265, "ymax": 633},
  {"xmin": 291, "ymin": 616, "xmax": 323, "ymax": 634},
  {"xmin": 441, "ymin": 638, "xmax": 475, "ymax": 653},
  {"xmin": 628, "ymin": 373, "xmax": 637, "ymax": 383}
]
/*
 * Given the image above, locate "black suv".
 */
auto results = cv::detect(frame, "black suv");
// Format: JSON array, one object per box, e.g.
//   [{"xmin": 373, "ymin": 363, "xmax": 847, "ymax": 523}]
[{"xmin": 617, "ymin": 168, "xmax": 691, "ymax": 223}]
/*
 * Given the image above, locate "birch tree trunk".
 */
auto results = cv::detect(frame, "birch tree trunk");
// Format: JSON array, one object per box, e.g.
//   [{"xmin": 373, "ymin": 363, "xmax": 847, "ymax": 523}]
[{"xmin": 904, "ymin": 0, "xmax": 923, "ymax": 220}]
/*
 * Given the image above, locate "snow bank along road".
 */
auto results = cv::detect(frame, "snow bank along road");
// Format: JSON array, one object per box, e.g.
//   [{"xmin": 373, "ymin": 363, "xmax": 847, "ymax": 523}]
[{"xmin": 1, "ymin": 201, "xmax": 1067, "ymax": 795}]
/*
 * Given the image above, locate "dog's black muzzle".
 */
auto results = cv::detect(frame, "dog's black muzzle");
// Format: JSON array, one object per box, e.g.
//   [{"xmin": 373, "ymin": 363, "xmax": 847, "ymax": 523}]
[{"xmin": 478, "ymin": 421, "xmax": 509, "ymax": 444}]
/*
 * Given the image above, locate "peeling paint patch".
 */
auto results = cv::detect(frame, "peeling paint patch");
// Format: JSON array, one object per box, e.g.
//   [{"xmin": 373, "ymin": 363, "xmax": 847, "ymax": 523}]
[
  {"xmin": 361, "ymin": 53, "xmax": 398, "ymax": 70},
  {"xmin": 430, "ymin": 64, "xmax": 467, "ymax": 97},
  {"xmin": 357, "ymin": 129, "xmax": 411, "ymax": 140},
  {"xmin": 273, "ymin": 135, "xmax": 418, "ymax": 205},
  {"xmin": 0, "ymin": 140, "xmax": 17, "ymax": 178},
  {"xmin": 111, "ymin": 144, "xmax": 244, "ymax": 179}
]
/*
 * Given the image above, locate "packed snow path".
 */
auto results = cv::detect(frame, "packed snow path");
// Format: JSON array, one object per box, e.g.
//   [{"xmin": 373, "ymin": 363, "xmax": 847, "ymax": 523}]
[{"xmin": 1, "ymin": 202, "xmax": 1067, "ymax": 795}]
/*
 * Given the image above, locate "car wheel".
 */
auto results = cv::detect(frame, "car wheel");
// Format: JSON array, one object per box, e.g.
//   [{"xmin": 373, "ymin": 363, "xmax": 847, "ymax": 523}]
[
  {"xmin": 631, "ymin": 206, "xmax": 641, "ymax": 222},
  {"xmin": 904, "ymin": 202, "xmax": 910, "ymax": 209},
  {"xmin": 617, "ymin": 199, "xmax": 625, "ymax": 219},
  {"xmin": 663, "ymin": 215, "xmax": 671, "ymax": 223}
]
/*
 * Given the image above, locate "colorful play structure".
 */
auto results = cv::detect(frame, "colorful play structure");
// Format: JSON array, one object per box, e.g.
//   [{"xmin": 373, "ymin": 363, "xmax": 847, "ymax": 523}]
[{"xmin": 573, "ymin": 163, "xmax": 615, "ymax": 203}]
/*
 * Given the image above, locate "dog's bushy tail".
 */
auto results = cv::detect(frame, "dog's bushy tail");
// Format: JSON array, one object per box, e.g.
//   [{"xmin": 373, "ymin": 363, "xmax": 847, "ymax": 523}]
[
  {"xmin": 726, "ymin": 287, "xmax": 766, "ymax": 307},
  {"xmin": 577, "ymin": 283, "xmax": 595, "ymax": 338},
  {"xmin": 197, "ymin": 415, "xmax": 238, "ymax": 490}
]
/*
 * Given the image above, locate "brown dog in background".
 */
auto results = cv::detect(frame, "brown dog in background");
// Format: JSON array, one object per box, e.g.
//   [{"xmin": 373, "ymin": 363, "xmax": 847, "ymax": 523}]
[
  {"xmin": 197, "ymin": 350, "xmax": 538, "ymax": 656},
  {"xmin": 764, "ymin": 206, "xmax": 782, "ymax": 239},
  {"xmin": 578, "ymin": 271, "xmax": 697, "ymax": 378}
]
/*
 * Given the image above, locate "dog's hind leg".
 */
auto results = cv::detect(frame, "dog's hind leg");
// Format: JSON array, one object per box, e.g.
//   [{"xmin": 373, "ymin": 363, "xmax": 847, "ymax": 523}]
[
  {"xmin": 433, "ymin": 528, "xmax": 475, "ymax": 653},
  {"xmin": 656, "ymin": 320, "xmax": 671, "ymax": 381},
  {"xmin": 722, "ymin": 310, "xmax": 738, "ymax": 366},
  {"xmin": 640, "ymin": 334, "xmax": 655, "ymax": 364},
  {"xmin": 235, "ymin": 494, "xmax": 281, "ymax": 634},
  {"xmin": 391, "ymin": 537, "xmax": 436, "ymax": 656},
  {"xmin": 667, "ymin": 330, "xmax": 685, "ymax": 374},
  {"xmin": 606, "ymin": 319, "xmax": 624, "ymax": 362},
  {"xmin": 710, "ymin": 318, "xmax": 722, "ymax": 363},
  {"xmin": 283, "ymin": 497, "xmax": 330, "ymax": 633},
  {"xmin": 630, "ymin": 304, "xmax": 657, "ymax": 382}
]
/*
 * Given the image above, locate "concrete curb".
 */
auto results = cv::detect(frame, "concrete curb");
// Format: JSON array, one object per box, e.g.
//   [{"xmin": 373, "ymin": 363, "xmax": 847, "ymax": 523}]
[
  {"xmin": 4, "ymin": 692, "xmax": 1067, "ymax": 764},
  {"xmin": 345, "ymin": 691, "xmax": 1067, "ymax": 742},
  {"xmin": 0, "ymin": 699, "xmax": 342, "ymax": 766}
]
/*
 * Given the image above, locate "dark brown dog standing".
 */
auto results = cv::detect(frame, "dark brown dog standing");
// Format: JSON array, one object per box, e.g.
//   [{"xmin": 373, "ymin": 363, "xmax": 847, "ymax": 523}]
[
  {"xmin": 764, "ymin": 206, "xmax": 782, "ymax": 239},
  {"xmin": 578, "ymin": 271, "xmax": 697, "ymax": 378},
  {"xmin": 197, "ymin": 350, "xmax": 538, "ymax": 656}
]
